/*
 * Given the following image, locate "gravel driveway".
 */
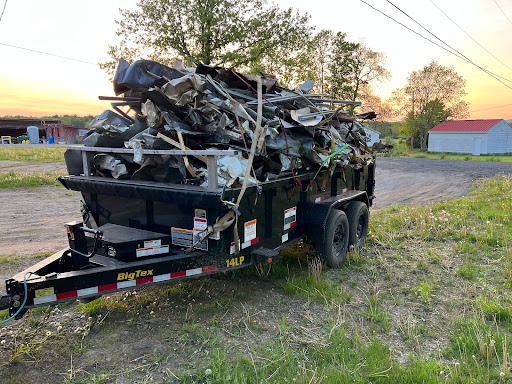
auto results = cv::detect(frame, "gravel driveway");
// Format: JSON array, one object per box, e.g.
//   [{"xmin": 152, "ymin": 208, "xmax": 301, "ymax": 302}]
[{"xmin": 374, "ymin": 157, "xmax": 512, "ymax": 209}]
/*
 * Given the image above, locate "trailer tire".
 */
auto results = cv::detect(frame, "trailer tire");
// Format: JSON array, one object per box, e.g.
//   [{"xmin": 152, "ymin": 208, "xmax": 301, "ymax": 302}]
[
  {"xmin": 345, "ymin": 201, "xmax": 369, "ymax": 249},
  {"xmin": 323, "ymin": 209, "xmax": 349, "ymax": 268}
]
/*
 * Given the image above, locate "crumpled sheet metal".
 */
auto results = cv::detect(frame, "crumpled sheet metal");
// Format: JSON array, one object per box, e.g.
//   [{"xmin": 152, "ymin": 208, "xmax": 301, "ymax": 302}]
[{"xmin": 85, "ymin": 59, "xmax": 375, "ymax": 186}]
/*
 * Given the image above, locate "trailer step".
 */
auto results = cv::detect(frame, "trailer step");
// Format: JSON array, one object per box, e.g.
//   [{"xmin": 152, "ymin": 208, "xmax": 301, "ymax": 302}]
[{"xmin": 251, "ymin": 248, "xmax": 279, "ymax": 264}]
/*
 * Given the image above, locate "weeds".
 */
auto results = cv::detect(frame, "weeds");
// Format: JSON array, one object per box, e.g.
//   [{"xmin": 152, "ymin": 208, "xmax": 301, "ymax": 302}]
[
  {"xmin": 0, "ymin": 147, "xmax": 66, "ymax": 162},
  {"xmin": 284, "ymin": 275, "xmax": 352, "ymax": 305},
  {"xmin": 0, "ymin": 170, "xmax": 64, "ymax": 188}
]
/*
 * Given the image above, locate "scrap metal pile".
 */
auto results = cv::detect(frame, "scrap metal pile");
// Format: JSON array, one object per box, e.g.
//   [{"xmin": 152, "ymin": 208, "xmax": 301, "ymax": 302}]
[{"xmin": 84, "ymin": 59, "xmax": 375, "ymax": 187}]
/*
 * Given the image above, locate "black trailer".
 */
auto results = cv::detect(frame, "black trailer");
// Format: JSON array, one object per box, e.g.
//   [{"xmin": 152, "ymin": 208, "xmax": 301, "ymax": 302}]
[{"xmin": 0, "ymin": 146, "xmax": 375, "ymax": 321}]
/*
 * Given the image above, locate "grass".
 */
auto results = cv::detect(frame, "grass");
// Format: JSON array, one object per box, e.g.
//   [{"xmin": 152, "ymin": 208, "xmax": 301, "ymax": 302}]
[
  {"xmin": 381, "ymin": 144, "xmax": 512, "ymax": 162},
  {"xmin": 406, "ymin": 151, "xmax": 512, "ymax": 162},
  {"xmin": 0, "ymin": 251, "xmax": 54, "ymax": 265},
  {"xmin": 0, "ymin": 147, "xmax": 66, "ymax": 162},
  {"xmin": 0, "ymin": 170, "xmax": 65, "ymax": 188},
  {"xmin": 4, "ymin": 174, "xmax": 512, "ymax": 383}
]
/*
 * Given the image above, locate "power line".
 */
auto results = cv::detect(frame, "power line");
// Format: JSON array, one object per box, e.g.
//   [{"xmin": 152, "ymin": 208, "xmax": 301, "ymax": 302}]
[
  {"xmin": 470, "ymin": 103, "xmax": 512, "ymax": 113},
  {"xmin": 428, "ymin": 0, "xmax": 512, "ymax": 73},
  {"xmin": 493, "ymin": 0, "xmax": 512, "ymax": 25},
  {"xmin": 0, "ymin": 42, "xmax": 97, "ymax": 65},
  {"xmin": 383, "ymin": 0, "xmax": 512, "ymax": 85},
  {"xmin": 358, "ymin": 0, "xmax": 512, "ymax": 91},
  {"xmin": 0, "ymin": 0, "xmax": 7, "ymax": 24}
]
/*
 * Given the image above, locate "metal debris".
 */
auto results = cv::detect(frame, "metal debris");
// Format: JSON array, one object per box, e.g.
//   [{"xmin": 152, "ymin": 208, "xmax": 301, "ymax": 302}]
[{"xmin": 84, "ymin": 59, "xmax": 376, "ymax": 187}]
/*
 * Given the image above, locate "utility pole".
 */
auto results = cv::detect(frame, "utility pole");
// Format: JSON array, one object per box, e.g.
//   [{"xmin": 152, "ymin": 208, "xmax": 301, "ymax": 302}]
[{"xmin": 411, "ymin": 91, "xmax": 414, "ymax": 150}]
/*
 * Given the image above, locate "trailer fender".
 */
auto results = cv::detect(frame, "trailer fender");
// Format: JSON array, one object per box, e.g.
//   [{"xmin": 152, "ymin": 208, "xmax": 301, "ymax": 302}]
[{"xmin": 305, "ymin": 190, "xmax": 369, "ymax": 245}]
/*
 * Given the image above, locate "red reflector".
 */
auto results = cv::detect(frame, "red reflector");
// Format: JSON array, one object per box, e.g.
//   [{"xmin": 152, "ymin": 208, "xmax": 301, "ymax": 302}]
[
  {"xmin": 290, "ymin": 222, "xmax": 297, "ymax": 228},
  {"xmin": 98, "ymin": 283, "xmax": 117, "ymax": 292},
  {"xmin": 136, "ymin": 277, "xmax": 153, "ymax": 285},
  {"xmin": 171, "ymin": 271, "xmax": 186, "ymax": 279},
  {"xmin": 56, "ymin": 290, "xmax": 77, "ymax": 300},
  {"xmin": 202, "ymin": 265, "xmax": 217, "ymax": 273},
  {"xmin": 251, "ymin": 237, "xmax": 259, "ymax": 245}
]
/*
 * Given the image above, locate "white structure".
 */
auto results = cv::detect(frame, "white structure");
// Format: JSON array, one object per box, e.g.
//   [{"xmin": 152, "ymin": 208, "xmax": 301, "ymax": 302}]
[
  {"xmin": 428, "ymin": 119, "xmax": 512, "ymax": 155},
  {"xmin": 27, "ymin": 126, "xmax": 39, "ymax": 144},
  {"xmin": 363, "ymin": 126, "xmax": 380, "ymax": 146}
]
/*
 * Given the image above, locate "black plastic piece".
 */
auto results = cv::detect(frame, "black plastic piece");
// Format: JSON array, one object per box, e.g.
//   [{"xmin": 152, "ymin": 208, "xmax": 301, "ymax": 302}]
[{"xmin": 251, "ymin": 248, "xmax": 279, "ymax": 264}]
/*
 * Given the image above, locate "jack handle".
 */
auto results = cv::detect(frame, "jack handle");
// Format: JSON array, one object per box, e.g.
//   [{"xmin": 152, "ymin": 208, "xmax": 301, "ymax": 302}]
[{"xmin": 70, "ymin": 227, "xmax": 103, "ymax": 259}]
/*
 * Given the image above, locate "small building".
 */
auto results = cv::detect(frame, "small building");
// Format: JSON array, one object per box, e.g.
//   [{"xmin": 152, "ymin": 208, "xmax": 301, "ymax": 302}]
[
  {"xmin": 44, "ymin": 124, "xmax": 89, "ymax": 144},
  {"xmin": 428, "ymin": 119, "xmax": 512, "ymax": 155},
  {"xmin": 363, "ymin": 126, "xmax": 380, "ymax": 146},
  {"xmin": 0, "ymin": 119, "xmax": 88, "ymax": 144},
  {"xmin": 0, "ymin": 119, "xmax": 60, "ymax": 142}
]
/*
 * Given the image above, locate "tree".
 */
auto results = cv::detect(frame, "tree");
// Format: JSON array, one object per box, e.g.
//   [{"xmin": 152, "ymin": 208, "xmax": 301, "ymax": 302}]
[
  {"xmin": 328, "ymin": 33, "xmax": 359, "ymax": 102},
  {"xmin": 100, "ymin": 0, "xmax": 312, "ymax": 85},
  {"xmin": 328, "ymin": 38, "xmax": 390, "ymax": 114},
  {"xmin": 401, "ymin": 98, "xmax": 452, "ymax": 150},
  {"xmin": 306, "ymin": 30, "xmax": 334, "ymax": 94},
  {"xmin": 348, "ymin": 44, "xmax": 390, "ymax": 112},
  {"xmin": 391, "ymin": 60, "xmax": 468, "ymax": 149}
]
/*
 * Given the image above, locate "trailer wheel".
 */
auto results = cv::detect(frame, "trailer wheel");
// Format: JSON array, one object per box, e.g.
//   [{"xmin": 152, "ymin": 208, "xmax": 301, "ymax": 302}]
[
  {"xmin": 345, "ymin": 201, "xmax": 369, "ymax": 249},
  {"xmin": 323, "ymin": 209, "xmax": 349, "ymax": 268}
]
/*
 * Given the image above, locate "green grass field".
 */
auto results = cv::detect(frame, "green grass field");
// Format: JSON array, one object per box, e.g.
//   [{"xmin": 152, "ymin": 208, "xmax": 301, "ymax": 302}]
[
  {"xmin": 382, "ymin": 142, "xmax": 512, "ymax": 162},
  {"xmin": 0, "ymin": 146, "xmax": 66, "ymax": 162},
  {"xmin": 0, "ymin": 170, "xmax": 65, "ymax": 188}
]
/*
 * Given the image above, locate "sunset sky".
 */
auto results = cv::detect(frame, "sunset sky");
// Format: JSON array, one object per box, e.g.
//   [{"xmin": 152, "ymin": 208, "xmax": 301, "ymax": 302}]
[{"xmin": 0, "ymin": 0, "xmax": 511, "ymax": 120}]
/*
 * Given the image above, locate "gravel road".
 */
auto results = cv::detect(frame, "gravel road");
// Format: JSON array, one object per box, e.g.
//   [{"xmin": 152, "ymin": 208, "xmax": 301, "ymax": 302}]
[{"xmin": 374, "ymin": 157, "xmax": 512, "ymax": 209}]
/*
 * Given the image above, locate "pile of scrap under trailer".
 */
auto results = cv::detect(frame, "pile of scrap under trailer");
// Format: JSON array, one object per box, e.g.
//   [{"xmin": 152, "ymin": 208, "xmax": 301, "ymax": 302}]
[{"xmin": 75, "ymin": 59, "xmax": 376, "ymax": 186}]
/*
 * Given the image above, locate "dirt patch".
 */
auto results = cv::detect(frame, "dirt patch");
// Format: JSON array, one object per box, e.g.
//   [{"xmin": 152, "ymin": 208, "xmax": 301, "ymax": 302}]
[{"xmin": 0, "ymin": 160, "xmax": 67, "ymax": 173}]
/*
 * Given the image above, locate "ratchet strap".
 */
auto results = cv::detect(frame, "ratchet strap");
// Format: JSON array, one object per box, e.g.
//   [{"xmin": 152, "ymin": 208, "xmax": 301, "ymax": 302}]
[{"xmin": 185, "ymin": 77, "xmax": 264, "ymax": 253}]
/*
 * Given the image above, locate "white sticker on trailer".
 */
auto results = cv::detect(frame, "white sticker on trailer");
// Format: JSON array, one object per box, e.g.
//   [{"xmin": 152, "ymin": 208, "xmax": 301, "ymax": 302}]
[
  {"xmin": 193, "ymin": 217, "xmax": 207, "ymax": 231},
  {"xmin": 144, "ymin": 239, "xmax": 161, "ymax": 248},
  {"xmin": 171, "ymin": 227, "xmax": 207, "ymax": 250},
  {"xmin": 282, "ymin": 233, "xmax": 289, "ymax": 243},
  {"xmin": 195, "ymin": 209, "xmax": 207, "ymax": 219},
  {"xmin": 244, "ymin": 219, "xmax": 257, "ymax": 243},
  {"xmin": 172, "ymin": 227, "xmax": 194, "ymax": 247},
  {"xmin": 193, "ymin": 229, "xmax": 208, "ymax": 251},
  {"xmin": 136, "ymin": 245, "xmax": 169, "ymax": 257}
]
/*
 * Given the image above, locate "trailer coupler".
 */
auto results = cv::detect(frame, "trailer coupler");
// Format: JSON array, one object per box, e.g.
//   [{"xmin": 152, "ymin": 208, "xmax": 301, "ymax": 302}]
[{"xmin": 0, "ymin": 294, "xmax": 12, "ymax": 311}]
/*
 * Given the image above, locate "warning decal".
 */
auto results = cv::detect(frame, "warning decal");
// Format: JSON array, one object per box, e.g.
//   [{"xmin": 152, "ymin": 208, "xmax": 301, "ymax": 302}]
[
  {"xmin": 284, "ymin": 207, "xmax": 297, "ymax": 230},
  {"xmin": 171, "ymin": 227, "xmax": 207, "ymax": 251},
  {"xmin": 194, "ymin": 217, "xmax": 207, "ymax": 231},
  {"xmin": 195, "ymin": 209, "xmax": 207, "ymax": 219},
  {"xmin": 144, "ymin": 239, "xmax": 161, "ymax": 248},
  {"xmin": 244, "ymin": 219, "xmax": 257, "ymax": 243},
  {"xmin": 193, "ymin": 229, "xmax": 208, "ymax": 250},
  {"xmin": 172, "ymin": 228, "xmax": 193, "ymax": 247},
  {"xmin": 136, "ymin": 245, "xmax": 169, "ymax": 257}
]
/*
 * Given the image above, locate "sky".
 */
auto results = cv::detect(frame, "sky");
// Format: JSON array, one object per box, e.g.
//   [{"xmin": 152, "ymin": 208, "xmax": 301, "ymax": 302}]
[{"xmin": 0, "ymin": 0, "xmax": 511, "ymax": 120}]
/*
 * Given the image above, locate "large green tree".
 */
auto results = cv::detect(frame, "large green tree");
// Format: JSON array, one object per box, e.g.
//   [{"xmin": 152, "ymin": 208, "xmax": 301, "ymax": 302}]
[
  {"xmin": 328, "ymin": 33, "xmax": 359, "ymax": 101},
  {"xmin": 391, "ymin": 60, "xmax": 469, "ymax": 149},
  {"xmin": 100, "ymin": 0, "xmax": 312, "ymax": 85},
  {"xmin": 328, "ymin": 37, "xmax": 390, "ymax": 114},
  {"xmin": 401, "ymin": 98, "xmax": 452, "ymax": 150}
]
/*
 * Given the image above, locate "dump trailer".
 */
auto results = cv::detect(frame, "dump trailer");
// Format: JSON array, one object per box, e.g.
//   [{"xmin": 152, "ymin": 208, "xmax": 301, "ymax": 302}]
[{"xmin": 0, "ymin": 145, "xmax": 375, "ymax": 321}]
